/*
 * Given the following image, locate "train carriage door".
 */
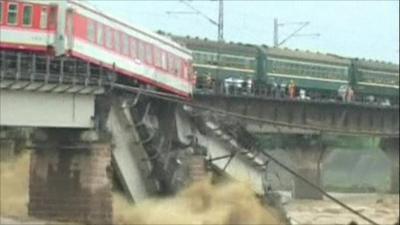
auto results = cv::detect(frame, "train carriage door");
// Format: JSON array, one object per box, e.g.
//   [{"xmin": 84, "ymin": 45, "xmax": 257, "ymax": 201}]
[
  {"xmin": 39, "ymin": 6, "xmax": 50, "ymax": 45},
  {"xmin": 51, "ymin": 1, "xmax": 68, "ymax": 56},
  {"xmin": 48, "ymin": 5, "xmax": 57, "ymax": 49}
]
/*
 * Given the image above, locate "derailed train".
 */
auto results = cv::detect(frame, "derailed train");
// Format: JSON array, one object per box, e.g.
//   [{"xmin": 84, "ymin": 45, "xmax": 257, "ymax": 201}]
[
  {"xmin": 0, "ymin": 0, "xmax": 194, "ymax": 97},
  {"xmin": 169, "ymin": 34, "xmax": 399, "ymax": 105}
]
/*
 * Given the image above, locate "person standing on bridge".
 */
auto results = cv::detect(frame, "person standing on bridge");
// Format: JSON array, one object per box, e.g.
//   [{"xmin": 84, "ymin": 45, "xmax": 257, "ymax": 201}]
[
  {"xmin": 271, "ymin": 81, "xmax": 278, "ymax": 98},
  {"xmin": 288, "ymin": 80, "xmax": 297, "ymax": 99},
  {"xmin": 346, "ymin": 86, "xmax": 354, "ymax": 102},
  {"xmin": 205, "ymin": 73, "xmax": 213, "ymax": 91}
]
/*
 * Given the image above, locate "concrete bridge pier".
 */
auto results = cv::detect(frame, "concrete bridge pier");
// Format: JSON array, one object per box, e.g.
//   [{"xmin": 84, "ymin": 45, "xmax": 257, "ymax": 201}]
[
  {"xmin": 287, "ymin": 135, "xmax": 328, "ymax": 200},
  {"xmin": 0, "ymin": 128, "xmax": 31, "ymax": 161},
  {"xmin": 0, "ymin": 137, "xmax": 15, "ymax": 161},
  {"xmin": 380, "ymin": 138, "xmax": 399, "ymax": 193},
  {"xmin": 28, "ymin": 129, "xmax": 112, "ymax": 225}
]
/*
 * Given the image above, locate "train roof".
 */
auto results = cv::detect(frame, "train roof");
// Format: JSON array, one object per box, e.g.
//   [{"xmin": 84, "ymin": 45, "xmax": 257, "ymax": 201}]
[
  {"xmin": 165, "ymin": 34, "xmax": 258, "ymax": 57},
  {"xmin": 168, "ymin": 34, "xmax": 351, "ymax": 65},
  {"xmin": 167, "ymin": 34, "xmax": 399, "ymax": 70},
  {"xmin": 355, "ymin": 58, "xmax": 399, "ymax": 73},
  {"xmin": 263, "ymin": 47, "xmax": 350, "ymax": 65}
]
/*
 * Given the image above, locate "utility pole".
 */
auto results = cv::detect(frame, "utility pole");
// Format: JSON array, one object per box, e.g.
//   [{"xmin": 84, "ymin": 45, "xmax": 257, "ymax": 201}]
[
  {"xmin": 273, "ymin": 18, "xmax": 320, "ymax": 47},
  {"xmin": 167, "ymin": 0, "xmax": 224, "ymax": 91},
  {"xmin": 273, "ymin": 18, "xmax": 279, "ymax": 47},
  {"xmin": 218, "ymin": 0, "xmax": 224, "ymax": 42}
]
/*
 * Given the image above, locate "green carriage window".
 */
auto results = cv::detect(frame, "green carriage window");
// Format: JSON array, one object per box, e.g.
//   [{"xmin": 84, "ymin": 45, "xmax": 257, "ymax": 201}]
[
  {"xmin": 23, "ymin": 5, "xmax": 32, "ymax": 26},
  {"xmin": 7, "ymin": 3, "xmax": 18, "ymax": 25}
]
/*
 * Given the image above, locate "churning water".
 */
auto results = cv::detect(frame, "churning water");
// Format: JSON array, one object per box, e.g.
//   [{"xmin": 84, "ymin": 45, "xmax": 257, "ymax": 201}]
[{"xmin": 0, "ymin": 151, "xmax": 283, "ymax": 224}]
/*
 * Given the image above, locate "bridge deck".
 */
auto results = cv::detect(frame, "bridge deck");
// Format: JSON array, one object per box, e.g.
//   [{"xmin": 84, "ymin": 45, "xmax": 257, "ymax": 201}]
[{"xmin": 193, "ymin": 93, "xmax": 399, "ymax": 137}]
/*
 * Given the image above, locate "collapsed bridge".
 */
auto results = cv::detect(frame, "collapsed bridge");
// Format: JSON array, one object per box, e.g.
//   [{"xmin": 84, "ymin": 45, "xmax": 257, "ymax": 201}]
[{"xmin": 1, "ymin": 51, "xmax": 398, "ymax": 225}]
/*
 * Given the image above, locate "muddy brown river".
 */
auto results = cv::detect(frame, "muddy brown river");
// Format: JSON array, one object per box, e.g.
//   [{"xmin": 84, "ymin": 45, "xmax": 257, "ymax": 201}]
[{"xmin": 283, "ymin": 192, "xmax": 399, "ymax": 225}]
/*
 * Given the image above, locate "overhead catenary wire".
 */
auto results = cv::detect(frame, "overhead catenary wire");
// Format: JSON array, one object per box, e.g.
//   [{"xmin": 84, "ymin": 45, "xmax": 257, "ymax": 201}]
[{"xmin": 110, "ymin": 83, "xmax": 382, "ymax": 225}]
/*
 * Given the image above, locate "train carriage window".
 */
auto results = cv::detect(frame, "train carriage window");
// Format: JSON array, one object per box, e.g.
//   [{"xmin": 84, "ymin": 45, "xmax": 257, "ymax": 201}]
[
  {"xmin": 87, "ymin": 19, "xmax": 95, "ymax": 42},
  {"xmin": 40, "ymin": 7, "xmax": 48, "ymax": 29},
  {"xmin": 0, "ymin": 2, "xmax": 3, "ymax": 24},
  {"xmin": 105, "ymin": 27, "xmax": 112, "ymax": 49},
  {"xmin": 161, "ymin": 51, "xmax": 167, "ymax": 70},
  {"xmin": 122, "ymin": 33, "xmax": 129, "ymax": 56},
  {"xmin": 114, "ymin": 30, "xmax": 120, "ymax": 53},
  {"xmin": 182, "ymin": 62, "xmax": 188, "ymax": 79},
  {"xmin": 48, "ymin": 6, "xmax": 57, "ymax": 29},
  {"xmin": 22, "ymin": 5, "xmax": 33, "ymax": 26},
  {"xmin": 154, "ymin": 48, "xmax": 161, "ymax": 68},
  {"xmin": 130, "ymin": 38, "xmax": 137, "ymax": 59},
  {"xmin": 7, "ymin": 3, "xmax": 18, "ymax": 25},
  {"xmin": 138, "ymin": 41, "xmax": 145, "ymax": 62},
  {"xmin": 96, "ymin": 23, "xmax": 104, "ymax": 46},
  {"xmin": 145, "ymin": 44, "xmax": 153, "ymax": 64},
  {"xmin": 168, "ymin": 54, "xmax": 175, "ymax": 74},
  {"xmin": 176, "ymin": 59, "xmax": 182, "ymax": 77}
]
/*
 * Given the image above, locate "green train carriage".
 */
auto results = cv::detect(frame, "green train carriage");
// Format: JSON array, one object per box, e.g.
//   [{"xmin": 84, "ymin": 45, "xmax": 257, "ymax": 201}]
[
  {"xmin": 171, "ymin": 35, "xmax": 258, "ymax": 84},
  {"xmin": 352, "ymin": 59, "xmax": 399, "ymax": 104},
  {"xmin": 167, "ymin": 33, "xmax": 399, "ymax": 104},
  {"xmin": 260, "ymin": 47, "xmax": 351, "ymax": 99}
]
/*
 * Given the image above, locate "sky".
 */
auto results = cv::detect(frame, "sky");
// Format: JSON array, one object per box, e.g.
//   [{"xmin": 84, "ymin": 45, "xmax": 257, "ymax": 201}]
[{"xmin": 89, "ymin": 0, "xmax": 399, "ymax": 63}]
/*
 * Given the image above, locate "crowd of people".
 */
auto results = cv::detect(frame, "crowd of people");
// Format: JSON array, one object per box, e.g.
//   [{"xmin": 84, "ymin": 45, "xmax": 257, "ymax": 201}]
[
  {"xmin": 195, "ymin": 74, "xmax": 311, "ymax": 101},
  {"xmin": 337, "ymin": 85, "xmax": 355, "ymax": 102},
  {"xmin": 194, "ymin": 74, "xmax": 396, "ymax": 106}
]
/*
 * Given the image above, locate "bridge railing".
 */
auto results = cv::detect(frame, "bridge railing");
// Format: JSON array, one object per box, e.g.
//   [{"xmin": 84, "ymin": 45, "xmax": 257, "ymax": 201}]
[
  {"xmin": 193, "ymin": 79, "xmax": 398, "ymax": 106},
  {"xmin": 0, "ymin": 50, "xmax": 115, "ymax": 88}
]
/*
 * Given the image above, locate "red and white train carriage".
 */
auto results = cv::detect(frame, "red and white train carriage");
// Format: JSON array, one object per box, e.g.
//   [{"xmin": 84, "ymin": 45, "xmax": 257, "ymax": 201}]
[{"xmin": 0, "ymin": 0, "xmax": 194, "ymax": 97}]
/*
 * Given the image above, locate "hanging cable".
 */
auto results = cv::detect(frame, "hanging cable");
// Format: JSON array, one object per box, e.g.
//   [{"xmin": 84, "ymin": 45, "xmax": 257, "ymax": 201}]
[{"xmin": 110, "ymin": 82, "xmax": 383, "ymax": 225}]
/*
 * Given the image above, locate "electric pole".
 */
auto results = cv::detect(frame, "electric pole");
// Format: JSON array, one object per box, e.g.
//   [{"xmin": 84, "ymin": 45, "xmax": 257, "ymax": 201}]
[
  {"xmin": 218, "ymin": 0, "xmax": 224, "ymax": 42},
  {"xmin": 273, "ymin": 18, "xmax": 320, "ymax": 47},
  {"xmin": 167, "ymin": 0, "xmax": 224, "ymax": 91},
  {"xmin": 273, "ymin": 18, "xmax": 279, "ymax": 47}
]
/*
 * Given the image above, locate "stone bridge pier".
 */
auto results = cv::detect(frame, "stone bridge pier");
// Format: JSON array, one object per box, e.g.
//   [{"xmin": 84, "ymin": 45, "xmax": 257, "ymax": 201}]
[
  {"xmin": 380, "ymin": 138, "xmax": 399, "ymax": 193},
  {"xmin": 286, "ymin": 135, "xmax": 328, "ymax": 200},
  {"xmin": 28, "ymin": 129, "xmax": 112, "ymax": 224}
]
